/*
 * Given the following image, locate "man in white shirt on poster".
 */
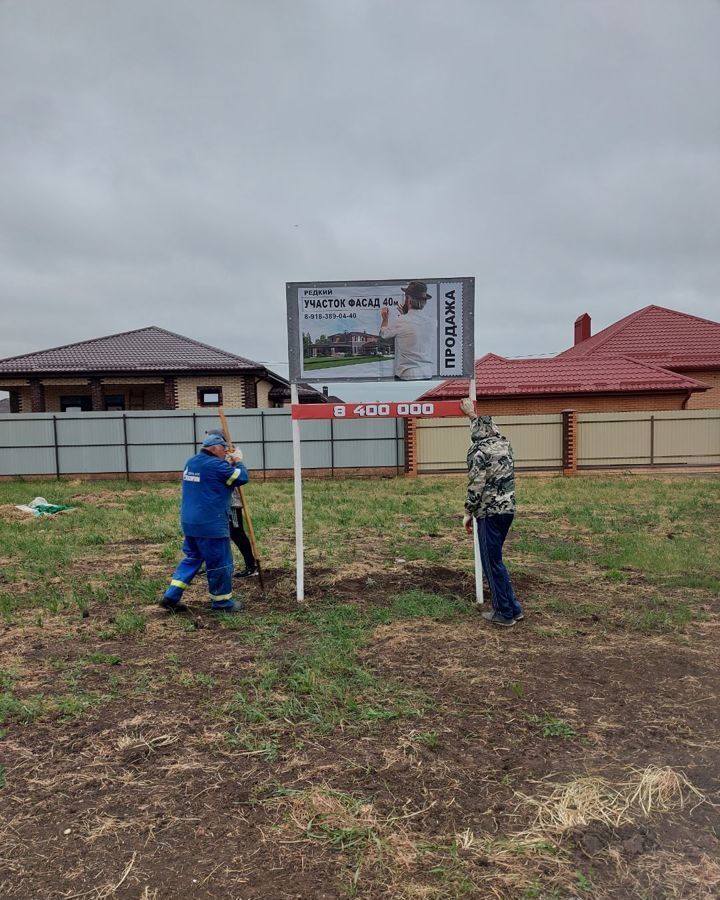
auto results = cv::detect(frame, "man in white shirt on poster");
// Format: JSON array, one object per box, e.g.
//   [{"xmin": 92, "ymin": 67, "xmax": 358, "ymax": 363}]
[{"xmin": 379, "ymin": 281, "xmax": 436, "ymax": 380}]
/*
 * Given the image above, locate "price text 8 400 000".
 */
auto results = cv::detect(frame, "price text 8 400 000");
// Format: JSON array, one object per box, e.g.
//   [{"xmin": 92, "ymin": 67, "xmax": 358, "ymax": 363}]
[{"xmin": 332, "ymin": 403, "xmax": 435, "ymax": 418}]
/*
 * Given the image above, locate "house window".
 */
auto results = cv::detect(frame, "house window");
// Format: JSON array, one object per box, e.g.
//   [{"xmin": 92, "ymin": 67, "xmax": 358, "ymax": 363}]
[
  {"xmin": 197, "ymin": 386, "xmax": 223, "ymax": 407},
  {"xmin": 104, "ymin": 394, "xmax": 125, "ymax": 411},
  {"xmin": 60, "ymin": 395, "xmax": 92, "ymax": 412}
]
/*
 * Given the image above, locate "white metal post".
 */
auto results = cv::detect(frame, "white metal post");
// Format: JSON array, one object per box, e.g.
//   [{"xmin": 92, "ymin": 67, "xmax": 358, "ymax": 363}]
[
  {"xmin": 469, "ymin": 377, "xmax": 484, "ymax": 605},
  {"xmin": 290, "ymin": 383, "xmax": 305, "ymax": 603}
]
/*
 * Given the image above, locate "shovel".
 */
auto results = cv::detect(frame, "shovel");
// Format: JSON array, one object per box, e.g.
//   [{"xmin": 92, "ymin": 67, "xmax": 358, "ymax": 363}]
[{"xmin": 218, "ymin": 407, "xmax": 265, "ymax": 592}]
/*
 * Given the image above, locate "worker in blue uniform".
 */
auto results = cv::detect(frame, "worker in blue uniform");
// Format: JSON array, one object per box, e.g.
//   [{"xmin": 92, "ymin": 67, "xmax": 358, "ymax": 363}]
[
  {"xmin": 204, "ymin": 428, "xmax": 259, "ymax": 578},
  {"xmin": 160, "ymin": 433, "xmax": 248, "ymax": 613}
]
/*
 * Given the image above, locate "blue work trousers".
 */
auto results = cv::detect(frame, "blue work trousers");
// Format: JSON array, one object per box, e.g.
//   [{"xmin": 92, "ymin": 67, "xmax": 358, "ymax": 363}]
[
  {"xmin": 476, "ymin": 513, "xmax": 522, "ymax": 621},
  {"xmin": 164, "ymin": 535, "xmax": 234, "ymax": 609}
]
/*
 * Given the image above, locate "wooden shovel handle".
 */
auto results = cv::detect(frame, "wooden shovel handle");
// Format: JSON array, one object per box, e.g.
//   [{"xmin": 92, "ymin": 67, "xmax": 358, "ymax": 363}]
[{"xmin": 218, "ymin": 408, "xmax": 262, "ymax": 570}]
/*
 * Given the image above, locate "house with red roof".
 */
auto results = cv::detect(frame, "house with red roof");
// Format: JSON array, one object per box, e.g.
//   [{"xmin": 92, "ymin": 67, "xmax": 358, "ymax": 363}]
[
  {"xmin": 0, "ymin": 326, "xmax": 332, "ymax": 413},
  {"xmin": 420, "ymin": 305, "xmax": 720, "ymax": 414}
]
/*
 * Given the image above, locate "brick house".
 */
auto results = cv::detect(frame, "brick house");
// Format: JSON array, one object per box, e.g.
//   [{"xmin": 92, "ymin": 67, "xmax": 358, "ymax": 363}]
[
  {"xmin": 306, "ymin": 331, "xmax": 382, "ymax": 358},
  {"xmin": 420, "ymin": 305, "xmax": 720, "ymax": 414},
  {"xmin": 0, "ymin": 326, "xmax": 331, "ymax": 413}
]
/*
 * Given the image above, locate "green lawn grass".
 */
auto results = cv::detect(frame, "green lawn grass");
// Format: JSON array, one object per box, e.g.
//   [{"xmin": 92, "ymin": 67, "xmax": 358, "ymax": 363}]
[
  {"xmin": 1, "ymin": 474, "xmax": 718, "ymax": 618},
  {"xmin": 303, "ymin": 354, "xmax": 389, "ymax": 369}
]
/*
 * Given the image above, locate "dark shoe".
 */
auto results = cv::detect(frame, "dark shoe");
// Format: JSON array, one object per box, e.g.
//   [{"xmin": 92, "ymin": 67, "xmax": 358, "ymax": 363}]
[
  {"xmin": 234, "ymin": 566, "xmax": 259, "ymax": 578},
  {"xmin": 481, "ymin": 611, "xmax": 515, "ymax": 628},
  {"xmin": 159, "ymin": 597, "xmax": 189, "ymax": 613},
  {"xmin": 210, "ymin": 599, "xmax": 245, "ymax": 614},
  {"xmin": 514, "ymin": 612, "xmax": 525, "ymax": 621}
]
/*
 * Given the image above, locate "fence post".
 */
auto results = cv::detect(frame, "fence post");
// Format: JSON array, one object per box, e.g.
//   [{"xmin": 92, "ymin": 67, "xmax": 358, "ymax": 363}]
[
  {"xmin": 405, "ymin": 418, "xmax": 418, "ymax": 475},
  {"xmin": 330, "ymin": 417, "xmax": 335, "ymax": 479},
  {"xmin": 192, "ymin": 412, "xmax": 197, "ymax": 451},
  {"xmin": 562, "ymin": 409, "xmax": 578, "ymax": 475},
  {"xmin": 395, "ymin": 416, "xmax": 402, "ymax": 476},
  {"xmin": 52, "ymin": 415, "xmax": 60, "ymax": 480},
  {"xmin": 122, "ymin": 414, "xmax": 130, "ymax": 481},
  {"xmin": 260, "ymin": 411, "xmax": 266, "ymax": 481},
  {"xmin": 650, "ymin": 415, "xmax": 655, "ymax": 467}
]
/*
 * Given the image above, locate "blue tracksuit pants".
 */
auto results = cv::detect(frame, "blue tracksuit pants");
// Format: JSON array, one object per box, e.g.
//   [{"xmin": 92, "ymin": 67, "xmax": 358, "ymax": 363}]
[
  {"xmin": 164, "ymin": 535, "xmax": 234, "ymax": 609},
  {"xmin": 476, "ymin": 513, "xmax": 522, "ymax": 621}
]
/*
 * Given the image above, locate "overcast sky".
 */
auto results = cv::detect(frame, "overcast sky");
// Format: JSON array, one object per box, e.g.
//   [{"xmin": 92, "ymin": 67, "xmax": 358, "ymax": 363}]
[{"xmin": 1, "ymin": 0, "xmax": 719, "ymax": 402}]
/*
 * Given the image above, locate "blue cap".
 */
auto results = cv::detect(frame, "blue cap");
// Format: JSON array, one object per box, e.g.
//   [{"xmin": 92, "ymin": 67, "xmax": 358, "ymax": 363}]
[{"xmin": 202, "ymin": 434, "xmax": 228, "ymax": 449}]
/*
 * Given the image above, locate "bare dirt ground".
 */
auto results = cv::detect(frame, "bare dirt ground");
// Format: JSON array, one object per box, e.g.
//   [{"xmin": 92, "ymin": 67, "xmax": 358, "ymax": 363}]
[{"xmin": 2, "ymin": 557, "xmax": 719, "ymax": 899}]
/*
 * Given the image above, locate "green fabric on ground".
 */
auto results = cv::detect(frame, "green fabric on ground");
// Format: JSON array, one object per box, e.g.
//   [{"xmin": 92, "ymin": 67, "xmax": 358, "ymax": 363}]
[{"xmin": 32, "ymin": 504, "xmax": 74, "ymax": 516}]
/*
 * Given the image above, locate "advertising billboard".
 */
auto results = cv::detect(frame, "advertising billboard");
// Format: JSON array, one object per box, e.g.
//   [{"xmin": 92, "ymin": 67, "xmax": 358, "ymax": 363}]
[{"xmin": 286, "ymin": 277, "xmax": 474, "ymax": 383}]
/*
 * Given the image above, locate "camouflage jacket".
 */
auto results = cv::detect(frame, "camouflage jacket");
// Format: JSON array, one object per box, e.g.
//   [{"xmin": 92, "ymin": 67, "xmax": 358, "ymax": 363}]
[{"xmin": 465, "ymin": 416, "xmax": 516, "ymax": 518}]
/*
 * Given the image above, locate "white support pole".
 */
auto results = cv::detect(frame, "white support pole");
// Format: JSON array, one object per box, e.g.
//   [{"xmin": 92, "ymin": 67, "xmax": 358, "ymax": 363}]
[
  {"xmin": 469, "ymin": 377, "xmax": 484, "ymax": 605},
  {"xmin": 290, "ymin": 384, "xmax": 305, "ymax": 603}
]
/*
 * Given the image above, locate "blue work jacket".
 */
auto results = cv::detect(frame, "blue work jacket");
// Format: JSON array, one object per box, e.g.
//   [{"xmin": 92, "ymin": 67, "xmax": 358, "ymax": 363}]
[{"xmin": 180, "ymin": 450, "xmax": 249, "ymax": 538}]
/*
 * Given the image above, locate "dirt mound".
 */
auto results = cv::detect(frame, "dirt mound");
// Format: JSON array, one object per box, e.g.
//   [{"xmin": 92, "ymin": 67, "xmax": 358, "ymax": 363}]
[
  {"xmin": 0, "ymin": 505, "xmax": 34, "ymax": 522},
  {"xmin": 0, "ymin": 505, "xmax": 74, "ymax": 522}
]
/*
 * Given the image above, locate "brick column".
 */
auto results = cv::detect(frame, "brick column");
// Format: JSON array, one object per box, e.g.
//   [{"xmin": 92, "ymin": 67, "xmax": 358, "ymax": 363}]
[
  {"xmin": 562, "ymin": 409, "xmax": 578, "ymax": 475},
  {"xmin": 405, "ymin": 417, "xmax": 418, "ymax": 475},
  {"xmin": 89, "ymin": 377, "xmax": 104, "ymax": 411},
  {"xmin": 29, "ymin": 379, "xmax": 46, "ymax": 413},
  {"xmin": 9, "ymin": 390, "xmax": 20, "ymax": 413},
  {"xmin": 163, "ymin": 376, "xmax": 178, "ymax": 409},
  {"xmin": 243, "ymin": 376, "xmax": 258, "ymax": 409}
]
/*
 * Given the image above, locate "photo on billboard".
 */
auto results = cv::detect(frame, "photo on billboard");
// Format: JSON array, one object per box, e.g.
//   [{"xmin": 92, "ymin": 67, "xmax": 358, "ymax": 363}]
[{"xmin": 286, "ymin": 277, "xmax": 474, "ymax": 384}]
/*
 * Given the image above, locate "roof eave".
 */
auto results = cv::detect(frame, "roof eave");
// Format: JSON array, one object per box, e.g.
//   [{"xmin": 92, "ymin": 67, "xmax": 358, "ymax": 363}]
[
  {"xmin": 426, "ymin": 385, "xmax": 707, "ymax": 401},
  {"xmin": 0, "ymin": 366, "xmax": 267, "ymax": 379}
]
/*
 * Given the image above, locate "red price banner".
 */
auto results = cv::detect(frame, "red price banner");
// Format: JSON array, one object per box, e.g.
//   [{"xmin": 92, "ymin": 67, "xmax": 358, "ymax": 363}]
[{"xmin": 292, "ymin": 400, "xmax": 465, "ymax": 420}]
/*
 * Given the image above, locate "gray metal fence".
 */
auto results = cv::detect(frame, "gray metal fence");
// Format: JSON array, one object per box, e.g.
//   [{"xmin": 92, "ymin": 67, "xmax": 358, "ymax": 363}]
[
  {"xmin": 0, "ymin": 409, "xmax": 406, "ymax": 478},
  {"xmin": 4, "ymin": 407, "xmax": 717, "ymax": 479}
]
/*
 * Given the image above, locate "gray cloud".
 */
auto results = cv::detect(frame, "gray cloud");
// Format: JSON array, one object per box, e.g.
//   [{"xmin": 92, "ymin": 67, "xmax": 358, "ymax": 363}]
[{"xmin": 1, "ymin": 0, "xmax": 719, "ymax": 402}]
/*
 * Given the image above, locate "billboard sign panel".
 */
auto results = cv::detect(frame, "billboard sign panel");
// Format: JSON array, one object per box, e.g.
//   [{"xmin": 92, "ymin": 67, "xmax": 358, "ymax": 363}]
[{"xmin": 286, "ymin": 277, "xmax": 474, "ymax": 383}]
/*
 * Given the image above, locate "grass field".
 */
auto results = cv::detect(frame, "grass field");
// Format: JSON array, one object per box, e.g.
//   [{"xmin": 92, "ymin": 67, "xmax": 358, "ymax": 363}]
[{"xmin": 1, "ymin": 474, "xmax": 719, "ymax": 899}]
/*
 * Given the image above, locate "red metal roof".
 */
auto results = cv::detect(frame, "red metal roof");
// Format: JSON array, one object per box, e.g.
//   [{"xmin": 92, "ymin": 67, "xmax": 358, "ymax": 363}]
[
  {"xmin": 0, "ymin": 326, "xmax": 262, "ymax": 375},
  {"xmin": 557, "ymin": 305, "xmax": 720, "ymax": 370},
  {"xmin": 422, "ymin": 304, "xmax": 719, "ymax": 401},
  {"xmin": 420, "ymin": 353, "xmax": 709, "ymax": 401}
]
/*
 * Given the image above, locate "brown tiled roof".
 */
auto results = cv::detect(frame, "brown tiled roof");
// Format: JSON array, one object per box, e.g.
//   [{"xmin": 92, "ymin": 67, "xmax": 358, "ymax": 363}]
[{"xmin": 0, "ymin": 326, "xmax": 262, "ymax": 375}]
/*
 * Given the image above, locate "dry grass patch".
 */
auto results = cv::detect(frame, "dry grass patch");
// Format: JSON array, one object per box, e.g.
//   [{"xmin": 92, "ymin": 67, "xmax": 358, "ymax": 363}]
[
  {"xmin": 0, "ymin": 505, "xmax": 39, "ymax": 523},
  {"xmin": 634, "ymin": 849, "xmax": 720, "ymax": 899},
  {"xmin": 263, "ymin": 785, "xmax": 581, "ymax": 898},
  {"xmin": 516, "ymin": 765, "xmax": 706, "ymax": 837},
  {"xmin": 262, "ymin": 766, "xmax": 710, "ymax": 897}
]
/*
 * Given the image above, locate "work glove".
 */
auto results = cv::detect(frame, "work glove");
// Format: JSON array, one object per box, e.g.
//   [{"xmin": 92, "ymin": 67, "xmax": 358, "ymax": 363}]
[
  {"xmin": 227, "ymin": 448, "xmax": 244, "ymax": 464},
  {"xmin": 463, "ymin": 513, "xmax": 473, "ymax": 534},
  {"xmin": 459, "ymin": 397, "xmax": 475, "ymax": 418}
]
